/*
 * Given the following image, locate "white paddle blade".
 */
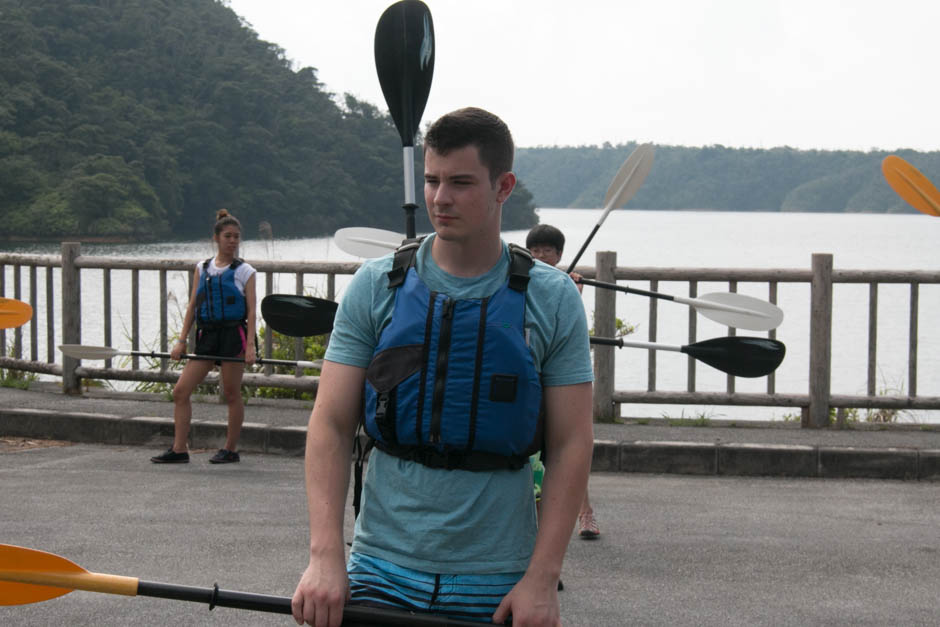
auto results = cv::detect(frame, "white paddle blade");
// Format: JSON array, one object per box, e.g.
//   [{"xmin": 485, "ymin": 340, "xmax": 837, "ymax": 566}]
[
  {"xmin": 58, "ymin": 344, "xmax": 122, "ymax": 360},
  {"xmin": 693, "ymin": 293, "xmax": 784, "ymax": 331},
  {"xmin": 602, "ymin": 143, "xmax": 655, "ymax": 212},
  {"xmin": 334, "ymin": 227, "xmax": 404, "ymax": 258}
]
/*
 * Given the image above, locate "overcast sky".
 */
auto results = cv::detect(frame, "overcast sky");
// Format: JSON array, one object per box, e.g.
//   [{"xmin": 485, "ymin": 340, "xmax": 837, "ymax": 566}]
[{"xmin": 226, "ymin": 0, "xmax": 940, "ymax": 152}]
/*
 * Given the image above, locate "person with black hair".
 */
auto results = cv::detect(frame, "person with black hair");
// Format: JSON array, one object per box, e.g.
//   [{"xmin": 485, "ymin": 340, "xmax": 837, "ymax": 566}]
[
  {"xmin": 150, "ymin": 209, "xmax": 257, "ymax": 465},
  {"xmin": 525, "ymin": 224, "xmax": 601, "ymax": 541}
]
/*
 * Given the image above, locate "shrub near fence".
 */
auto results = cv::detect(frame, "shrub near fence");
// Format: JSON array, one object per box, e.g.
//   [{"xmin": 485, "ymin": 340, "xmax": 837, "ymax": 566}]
[{"xmin": 2, "ymin": 243, "xmax": 939, "ymax": 428}]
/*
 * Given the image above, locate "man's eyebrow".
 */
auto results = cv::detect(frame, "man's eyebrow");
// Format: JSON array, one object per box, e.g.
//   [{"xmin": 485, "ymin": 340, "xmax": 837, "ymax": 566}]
[{"xmin": 424, "ymin": 172, "xmax": 478, "ymax": 182}]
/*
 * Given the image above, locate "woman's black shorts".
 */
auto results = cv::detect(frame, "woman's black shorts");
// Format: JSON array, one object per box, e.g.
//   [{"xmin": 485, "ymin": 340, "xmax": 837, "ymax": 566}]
[{"xmin": 195, "ymin": 322, "xmax": 249, "ymax": 364}]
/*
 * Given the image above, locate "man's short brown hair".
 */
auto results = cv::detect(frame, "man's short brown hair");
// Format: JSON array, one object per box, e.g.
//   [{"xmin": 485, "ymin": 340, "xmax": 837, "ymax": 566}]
[{"xmin": 424, "ymin": 107, "xmax": 514, "ymax": 183}]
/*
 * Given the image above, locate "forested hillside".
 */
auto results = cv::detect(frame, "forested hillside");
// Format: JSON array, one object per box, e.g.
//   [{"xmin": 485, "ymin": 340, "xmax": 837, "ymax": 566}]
[
  {"xmin": 0, "ymin": 0, "xmax": 537, "ymax": 241},
  {"xmin": 3, "ymin": 1, "xmax": 935, "ymax": 243},
  {"xmin": 516, "ymin": 143, "xmax": 940, "ymax": 213}
]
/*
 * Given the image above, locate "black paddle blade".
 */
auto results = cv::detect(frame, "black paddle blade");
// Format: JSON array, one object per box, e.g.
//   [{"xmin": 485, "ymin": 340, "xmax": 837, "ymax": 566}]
[
  {"xmin": 260, "ymin": 295, "xmax": 337, "ymax": 338},
  {"xmin": 374, "ymin": 0, "xmax": 435, "ymax": 147},
  {"xmin": 683, "ymin": 337, "xmax": 786, "ymax": 378}
]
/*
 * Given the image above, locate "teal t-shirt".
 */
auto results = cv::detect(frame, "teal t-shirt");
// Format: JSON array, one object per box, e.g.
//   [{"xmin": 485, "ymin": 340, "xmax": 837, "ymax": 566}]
[{"xmin": 326, "ymin": 235, "xmax": 593, "ymax": 574}]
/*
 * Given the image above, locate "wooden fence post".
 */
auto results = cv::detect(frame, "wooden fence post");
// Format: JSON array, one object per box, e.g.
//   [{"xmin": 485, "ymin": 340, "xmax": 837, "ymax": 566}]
[
  {"xmin": 593, "ymin": 251, "xmax": 616, "ymax": 423},
  {"xmin": 61, "ymin": 242, "xmax": 82, "ymax": 395},
  {"xmin": 806, "ymin": 253, "xmax": 833, "ymax": 428}
]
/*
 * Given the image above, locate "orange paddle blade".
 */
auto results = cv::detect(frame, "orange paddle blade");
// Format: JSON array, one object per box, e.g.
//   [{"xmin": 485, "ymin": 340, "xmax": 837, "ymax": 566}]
[
  {"xmin": 0, "ymin": 298, "xmax": 33, "ymax": 330},
  {"xmin": 0, "ymin": 544, "xmax": 84, "ymax": 605},
  {"xmin": 882, "ymin": 155, "xmax": 940, "ymax": 217}
]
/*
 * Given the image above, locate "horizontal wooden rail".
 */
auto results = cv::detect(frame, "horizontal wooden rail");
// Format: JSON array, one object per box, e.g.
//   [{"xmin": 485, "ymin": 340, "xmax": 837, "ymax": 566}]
[
  {"xmin": 611, "ymin": 391, "xmax": 808, "ymax": 407},
  {"xmin": 3, "ymin": 246, "xmax": 939, "ymax": 428}
]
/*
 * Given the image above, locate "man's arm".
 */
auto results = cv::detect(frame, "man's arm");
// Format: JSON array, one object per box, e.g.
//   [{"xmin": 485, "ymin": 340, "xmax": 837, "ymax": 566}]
[
  {"xmin": 291, "ymin": 360, "xmax": 366, "ymax": 627},
  {"xmin": 493, "ymin": 381, "xmax": 594, "ymax": 626}
]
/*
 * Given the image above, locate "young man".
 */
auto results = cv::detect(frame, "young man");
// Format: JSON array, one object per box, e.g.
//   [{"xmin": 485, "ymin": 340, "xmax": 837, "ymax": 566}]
[
  {"xmin": 291, "ymin": 108, "xmax": 594, "ymax": 627},
  {"xmin": 525, "ymin": 224, "xmax": 600, "ymax": 540}
]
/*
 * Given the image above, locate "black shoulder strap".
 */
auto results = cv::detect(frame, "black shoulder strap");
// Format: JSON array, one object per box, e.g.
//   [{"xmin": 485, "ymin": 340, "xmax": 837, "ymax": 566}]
[
  {"xmin": 230, "ymin": 257, "xmax": 243, "ymax": 270},
  {"xmin": 388, "ymin": 239, "xmax": 532, "ymax": 291},
  {"xmin": 202, "ymin": 258, "xmax": 211, "ymax": 272},
  {"xmin": 507, "ymin": 243, "xmax": 533, "ymax": 292},
  {"xmin": 386, "ymin": 237, "xmax": 424, "ymax": 289}
]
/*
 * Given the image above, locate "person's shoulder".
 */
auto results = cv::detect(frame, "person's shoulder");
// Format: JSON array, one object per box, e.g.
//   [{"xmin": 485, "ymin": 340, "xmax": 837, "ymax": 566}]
[
  {"xmin": 345, "ymin": 253, "xmax": 397, "ymax": 296},
  {"xmin": 527, "ymin": 259, "xmax": 573, "ymax": 288},
  {"xmin": 235, "ymin": 259, "xmax": 257, "ymax": 274},
  {"xmin": 357, "ymin": 253, "xmax": 396, "ymax": 277}
]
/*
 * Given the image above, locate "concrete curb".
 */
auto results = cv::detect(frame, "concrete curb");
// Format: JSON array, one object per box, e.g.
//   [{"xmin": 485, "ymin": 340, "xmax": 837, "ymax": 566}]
[
  {"xmin": 3, "ymin": 408, "xmax": 939, "ymax": 481},
  {"xmin": 591, "ymin": 438, "xmax": 940, "ymax": 481}
]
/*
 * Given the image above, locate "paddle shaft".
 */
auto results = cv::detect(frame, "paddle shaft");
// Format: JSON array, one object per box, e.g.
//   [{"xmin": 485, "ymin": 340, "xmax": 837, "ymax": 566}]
[
  {"xmin": 114, "ymin": 349, "xmax": 319, "ymax": 369},
  {"xmin": 565, "ymin": 223, "xmax": 601, "ymax": 275},
  {"xmin": 578, "ymin": 277, "xmax": 770, "ymax": 318},
  {"xmin": 141, "ymin": 580, "xmax": 489, "ymax": 626},
  {"xmin": 1, "ymin": 569, "xmax": 482, "ymax": 625},
  {"xmin": 590, "ymin": 336, "xmax": 680, "ymax": 353},
  {"xmin": 403, "ymin": 147, "xmax": 418, "ymax": 238},
  {"xmin": 564, "ymin": 144, "xmax": 654, "ymax": 274}
]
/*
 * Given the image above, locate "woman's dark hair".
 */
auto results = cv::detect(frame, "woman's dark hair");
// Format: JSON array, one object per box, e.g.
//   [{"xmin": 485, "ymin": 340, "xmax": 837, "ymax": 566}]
[
  {"xmin": 424, "ymin": 107, "xmax": 514, "ymax": 184},
  {"xmin": 525, "ymin": 224, "xmax": 565, "ymax": 254},
  {"xmin": 213, "ymin": 208, "xmax": 241, "ymax": 236}
]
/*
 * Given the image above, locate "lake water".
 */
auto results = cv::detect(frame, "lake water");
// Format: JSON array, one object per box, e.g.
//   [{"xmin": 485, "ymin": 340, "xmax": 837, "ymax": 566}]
[{"xmin": 4, "ymin": 209, "xmax": 939, "ymax": 423}]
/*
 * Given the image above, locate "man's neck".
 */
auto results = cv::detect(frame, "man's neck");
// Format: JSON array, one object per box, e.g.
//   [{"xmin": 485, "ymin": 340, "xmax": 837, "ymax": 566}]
[{"xmin": 430, "ymin": 234, "xmax": 503, "ymax": 278}]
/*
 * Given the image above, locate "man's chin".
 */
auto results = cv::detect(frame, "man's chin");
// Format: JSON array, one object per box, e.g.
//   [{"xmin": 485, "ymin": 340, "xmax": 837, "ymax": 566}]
[{"xmin": 431, "ymin": 226, "xmax": 460, "ymax": 241}]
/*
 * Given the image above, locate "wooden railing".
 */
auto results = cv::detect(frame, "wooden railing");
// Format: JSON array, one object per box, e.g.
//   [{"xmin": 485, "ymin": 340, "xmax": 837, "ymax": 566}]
[
  {"xmin": 1, "ymin": 243, "xmax": 358, "ymax": 395},
  {"xmin": 580, "ymin": 251, "xmax": 940, "ymax": 427},
  {"xmin": 2, "ymin": 244, "xmax": 938, "ymax": 428}
]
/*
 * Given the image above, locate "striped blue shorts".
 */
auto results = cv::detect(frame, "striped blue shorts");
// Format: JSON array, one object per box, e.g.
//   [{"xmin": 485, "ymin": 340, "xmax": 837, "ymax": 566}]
[{"xmin": 347, "ymin": 552, "xmax": 525, "ymax": 623}]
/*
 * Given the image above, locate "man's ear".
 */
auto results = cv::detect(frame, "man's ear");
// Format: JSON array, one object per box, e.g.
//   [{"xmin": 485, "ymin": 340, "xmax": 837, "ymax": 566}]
[{"xmin": 495, "ymin": 171, "xmax": 516, "ymax": 204}]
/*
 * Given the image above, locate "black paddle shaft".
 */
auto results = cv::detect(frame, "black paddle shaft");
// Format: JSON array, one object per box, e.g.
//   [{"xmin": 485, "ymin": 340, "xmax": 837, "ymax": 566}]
[
  {"xmin": 565, "ymin": 224, "xmax": 599, "ymax": 274},
  {"xmin": 137, "ymin": 580, "xmax": 495, "ymax": 626},
  {"xmin": 578, "ymin": 277, "xmax": 674, "ymax": 301},
  {"xmin": 131, "ymin": 350, "xmax": 308, "ymax": 369}
]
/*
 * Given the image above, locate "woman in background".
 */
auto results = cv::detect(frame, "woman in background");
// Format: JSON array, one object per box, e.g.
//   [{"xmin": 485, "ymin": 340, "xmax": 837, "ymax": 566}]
[{"xmin": 151, "ymin": 209, "xmax": 257, "ymax": 464}]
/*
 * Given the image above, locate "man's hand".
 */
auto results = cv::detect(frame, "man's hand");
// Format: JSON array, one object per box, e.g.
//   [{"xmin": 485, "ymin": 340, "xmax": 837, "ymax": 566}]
[
  {"xmin": 491, "ymin": 571, "xmax": 561, "ymax": 626},
  {"xmin": 291, "ymin": 553, "xmax": 350, "ymax": 627}
]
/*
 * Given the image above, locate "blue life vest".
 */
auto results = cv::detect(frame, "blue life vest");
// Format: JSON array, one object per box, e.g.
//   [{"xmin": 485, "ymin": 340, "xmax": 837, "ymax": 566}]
[
  {"xmin": 195, "ymin": 258, "xmax": 246, "ymax": 324},
  {"xmin": 362, "ymin": 242, "xmax": 543, "ymax": 471}
]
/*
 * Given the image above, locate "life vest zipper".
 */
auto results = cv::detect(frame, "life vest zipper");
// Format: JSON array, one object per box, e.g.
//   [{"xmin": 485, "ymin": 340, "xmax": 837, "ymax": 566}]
[
  {"xmin": 218, "ymin": 271, "xmax": 225, "ymax": 320},
  {"xmin": 206, "ymin": 271, "xmax": 216, "ymax": 320},
  {"xmin": 465, "ymin": 297, "xmax": 488, "ymax": 451},
  {"xmin": 415, "ymin": 291, "xmax": 437, "ymax": 443},
  {"xmin": 429, "ymin": 297, "xmax": 455, "ymax": 444}
]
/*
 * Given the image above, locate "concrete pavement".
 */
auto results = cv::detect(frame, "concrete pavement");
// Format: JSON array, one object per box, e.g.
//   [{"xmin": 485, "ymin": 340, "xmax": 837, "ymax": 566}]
[
  {"xmin": 2, "ymin": 443, "xmax": 938, "ymax": 626},
  {"xmin": 2, "ymin": 383, "xmax": 940, "ymax": 480}
]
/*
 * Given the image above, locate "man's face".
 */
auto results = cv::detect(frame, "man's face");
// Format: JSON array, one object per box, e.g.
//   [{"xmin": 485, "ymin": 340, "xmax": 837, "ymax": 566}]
[
  {"xmin": 424, "ymin": 145, "xmax": 514, "ymax": 244},
  {"xmin": 529, "ymin": 245, "xmax": 562, "ymax": 267}
]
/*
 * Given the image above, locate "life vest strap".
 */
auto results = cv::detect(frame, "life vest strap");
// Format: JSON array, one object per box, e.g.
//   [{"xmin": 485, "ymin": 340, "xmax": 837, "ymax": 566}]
[
  {"xmin": 373, "ymin": 440, "xmax": 529, "ymax": 471},
  {"xmin": 386, "ymin": 238, "xmax": 424, "ymax": 289},
  {"xmin": 507, "ymin": 244, "xmax": 533, "ymax": 292}
]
